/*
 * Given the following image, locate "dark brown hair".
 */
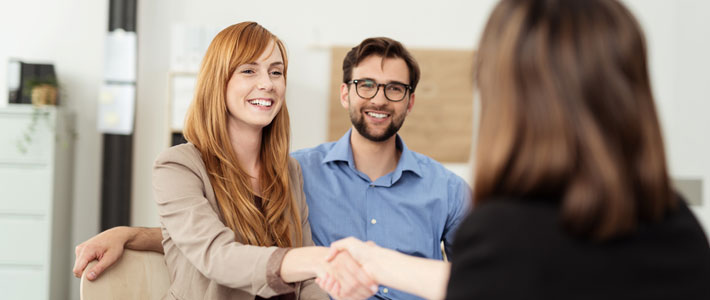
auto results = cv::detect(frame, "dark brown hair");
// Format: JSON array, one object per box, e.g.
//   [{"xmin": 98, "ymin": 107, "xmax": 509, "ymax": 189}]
[
  {"xmin": 342, "ymin": 37, "xmax": 421, "ymax": 91},
  {"xmin": 473, "ymin": 0, "xmax": 676, "ymax": 240}
]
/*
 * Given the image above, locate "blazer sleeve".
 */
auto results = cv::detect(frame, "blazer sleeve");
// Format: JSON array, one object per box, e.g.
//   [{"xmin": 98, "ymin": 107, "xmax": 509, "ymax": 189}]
[
  {"xmin": 153, "ymin": 146, "xmax": 295, "ymax": 297},
  {"xmin": 289, "ymin": 158, "xmax": 329, "ymax": 300}
]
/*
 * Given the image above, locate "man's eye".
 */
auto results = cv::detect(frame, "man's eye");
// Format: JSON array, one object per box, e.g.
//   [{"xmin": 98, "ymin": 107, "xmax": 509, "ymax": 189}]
[
  {"xmin": 387, "ymin": 85, "xmax": 404, "ymax": 93},
  {"xmin": 360, "ymin": 82, "xmax": 376, "ymax": 89}
]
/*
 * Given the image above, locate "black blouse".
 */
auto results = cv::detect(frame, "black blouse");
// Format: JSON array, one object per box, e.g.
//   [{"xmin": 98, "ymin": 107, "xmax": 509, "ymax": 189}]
[{"xmin": 446, "ymin": 197, "xmax": 710, "ymax": 300}]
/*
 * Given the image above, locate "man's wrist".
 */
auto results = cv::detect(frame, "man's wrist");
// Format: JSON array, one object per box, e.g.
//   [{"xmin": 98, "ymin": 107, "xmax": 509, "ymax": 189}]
[{"xmin": 115, "ymin": 226, "xmax": 140, "ymax": 249}]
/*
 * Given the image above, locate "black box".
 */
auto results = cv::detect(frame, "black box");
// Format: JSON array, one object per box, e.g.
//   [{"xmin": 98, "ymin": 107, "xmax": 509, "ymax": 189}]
[{"xmin": 7, "ymin": 60, "xmax": 57, "ymax": 104}]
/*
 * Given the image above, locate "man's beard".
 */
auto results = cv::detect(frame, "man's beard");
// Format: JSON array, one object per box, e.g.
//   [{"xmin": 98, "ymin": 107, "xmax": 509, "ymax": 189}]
[{"xmin": 349, "ymin": 105, "xmax": 406, "ymax": 142}]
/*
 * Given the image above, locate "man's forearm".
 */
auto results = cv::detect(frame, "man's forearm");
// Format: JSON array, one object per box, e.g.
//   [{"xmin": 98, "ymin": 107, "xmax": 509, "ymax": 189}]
[{"xmin": 122, "ymin": 226, "xmax": 164, "ymax": 253}]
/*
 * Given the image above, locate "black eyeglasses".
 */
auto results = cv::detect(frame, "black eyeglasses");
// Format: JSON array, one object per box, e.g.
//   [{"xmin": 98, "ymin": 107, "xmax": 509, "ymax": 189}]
[{"xmin": 347, "ymin": 79, "xmax": 412, "ymax": 102}]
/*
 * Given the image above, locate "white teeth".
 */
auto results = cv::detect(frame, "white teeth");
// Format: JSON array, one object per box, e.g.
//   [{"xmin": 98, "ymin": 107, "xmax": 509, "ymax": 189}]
[
  {"xmin": 366, "ymin": 112, "xmax": 388, "ymax": 119},
  {"xmin": 249, "ymin": 99, "xmax": 272, "ymax": 107}
]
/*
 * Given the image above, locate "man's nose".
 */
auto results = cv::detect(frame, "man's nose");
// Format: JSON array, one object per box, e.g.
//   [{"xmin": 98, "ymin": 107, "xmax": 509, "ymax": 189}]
[{"xmin": 368, "ymin": 86, "xmax": 388, "ymax": 105}]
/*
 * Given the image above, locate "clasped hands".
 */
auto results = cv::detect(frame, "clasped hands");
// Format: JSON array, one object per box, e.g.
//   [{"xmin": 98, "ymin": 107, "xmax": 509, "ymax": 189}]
[{"xmin": 315, "ymin": 237, "xmax": 380, "ymax": 300}]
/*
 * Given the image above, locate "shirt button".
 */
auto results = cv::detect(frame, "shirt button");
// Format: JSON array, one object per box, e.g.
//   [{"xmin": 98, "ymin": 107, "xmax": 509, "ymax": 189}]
[
  {"xmin": 371, "ymin": 219, "xmax": 377, "ymax": 224},
  {"xmin": 383, "ymin": 288, "xmax": 389, "ymax": 293}
]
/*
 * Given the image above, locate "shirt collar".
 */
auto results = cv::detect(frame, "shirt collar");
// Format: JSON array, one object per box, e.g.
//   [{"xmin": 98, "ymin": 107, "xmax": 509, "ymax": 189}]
[
  {"xmin": 322, "ymin": 129, "xmax": 423, "ymax": 180},
  {"xmin": 322, "ymin": 129, "xmax": 356, "ymax": 168}
]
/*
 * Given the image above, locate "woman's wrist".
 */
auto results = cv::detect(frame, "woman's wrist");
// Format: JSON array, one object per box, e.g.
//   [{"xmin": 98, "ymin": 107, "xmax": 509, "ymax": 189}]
[
  {"xmin": 280, "ymin": 246, "xmax": 329, "ymax": 282},
  {"xmin": 304, "ymin": 246, "xmax": 329, "ymax": 277},
  {"xmin": 360, "ymin": 245, "xmax": 387, "ymax": 282}
]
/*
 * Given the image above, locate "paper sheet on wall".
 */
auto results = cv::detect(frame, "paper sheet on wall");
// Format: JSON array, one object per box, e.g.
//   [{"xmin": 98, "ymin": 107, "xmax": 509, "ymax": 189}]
[
  {"xmin": 170, "ymin": 24, "xmax": 221, "ymax": 72},
  {"xmin": 104, "ymin": 29, "xmax": 137, "ymax": 82},
  {"xmin": 170, "ymin": 74, "xmax": 197, "ymax": 131},
  {"xmin": 97, "ymin": 83, "xmax": 135, "ymax": 134}
]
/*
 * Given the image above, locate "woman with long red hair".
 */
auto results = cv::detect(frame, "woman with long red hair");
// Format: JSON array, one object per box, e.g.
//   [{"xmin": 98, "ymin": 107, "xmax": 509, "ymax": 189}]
[{"xmin": 153, "ymin": 22, "xmax": 373, "ymax": 300}]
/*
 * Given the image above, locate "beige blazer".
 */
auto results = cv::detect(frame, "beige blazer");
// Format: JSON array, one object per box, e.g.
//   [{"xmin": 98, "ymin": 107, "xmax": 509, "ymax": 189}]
[{"xmin": 152, "ymin": 143, "xmax": 328, "ymax": 300}]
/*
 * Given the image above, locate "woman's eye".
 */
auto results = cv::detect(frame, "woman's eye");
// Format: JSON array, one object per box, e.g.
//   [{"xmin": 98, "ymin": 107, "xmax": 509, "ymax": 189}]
[
  {"xmin": 241, "ymin": 69, "xmax": 255, "ymax": 74},
  {"xmin": 271, "ymin": 70, "xmax": 283, "ymax": 76}
]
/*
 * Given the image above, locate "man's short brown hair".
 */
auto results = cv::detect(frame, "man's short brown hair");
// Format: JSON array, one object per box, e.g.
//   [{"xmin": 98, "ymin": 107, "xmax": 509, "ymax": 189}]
[{"xmin": 342, "ymin": 37, "xmax": 421, "ymax": 92}]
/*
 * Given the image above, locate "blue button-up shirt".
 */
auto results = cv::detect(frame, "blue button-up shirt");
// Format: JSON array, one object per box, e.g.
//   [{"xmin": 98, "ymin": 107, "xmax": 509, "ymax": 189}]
[{"xmin": 292, "ymin": 130, "xmax": 471, "ymax": 300}]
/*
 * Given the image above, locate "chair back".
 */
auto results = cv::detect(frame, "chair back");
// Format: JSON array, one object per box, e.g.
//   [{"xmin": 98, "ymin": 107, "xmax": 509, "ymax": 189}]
[{"xmin": 80, "ymin": 249, "xmax": 170, "ymax": 300}]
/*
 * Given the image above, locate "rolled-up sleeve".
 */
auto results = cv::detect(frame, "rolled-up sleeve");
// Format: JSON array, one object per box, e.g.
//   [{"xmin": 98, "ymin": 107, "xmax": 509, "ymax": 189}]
[
  {"xmin": 443, "ymin": 175, "xmax": 473, "ymax": 259},
  {"xmin": 153, "ymin": 147, "xmax": 295, "ymax": 297}
]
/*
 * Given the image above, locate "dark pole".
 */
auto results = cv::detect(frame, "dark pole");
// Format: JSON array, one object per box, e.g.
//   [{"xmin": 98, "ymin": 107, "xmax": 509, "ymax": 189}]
[{"xmin": 101, "ymin": 0, "xmax": 137, "ymax": 230}]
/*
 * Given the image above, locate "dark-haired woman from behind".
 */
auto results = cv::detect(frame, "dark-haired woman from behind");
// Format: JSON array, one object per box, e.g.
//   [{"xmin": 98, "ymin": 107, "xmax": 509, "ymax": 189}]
[{"xmin": 318, "ymin": 0, "xmax": 710, "ymax": 299}]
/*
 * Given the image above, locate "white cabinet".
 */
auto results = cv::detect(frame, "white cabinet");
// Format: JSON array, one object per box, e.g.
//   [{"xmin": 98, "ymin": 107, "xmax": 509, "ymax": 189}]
[{"xmin": 0, "ymin": 104, "xmax": 73, "ymax": 300}]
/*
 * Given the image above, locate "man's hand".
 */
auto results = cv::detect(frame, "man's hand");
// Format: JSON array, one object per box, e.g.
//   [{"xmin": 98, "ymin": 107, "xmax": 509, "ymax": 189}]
[
  {"xmin": 72, "ymin": 227, "xmax": 132, "ymax": 280},
  {"xmin": 316, "ymin": 250, "xmax": 377, "ymax": 300},
  {"xmin": 326, "ymin": 237, "xmax": 379, "ymax": 270}
]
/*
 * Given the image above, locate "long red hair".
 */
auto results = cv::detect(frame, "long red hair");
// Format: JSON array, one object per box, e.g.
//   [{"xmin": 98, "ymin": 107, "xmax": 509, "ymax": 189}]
[{"xmin": 183, "ymin": 22, "xmax": 302, "ymax": 247}]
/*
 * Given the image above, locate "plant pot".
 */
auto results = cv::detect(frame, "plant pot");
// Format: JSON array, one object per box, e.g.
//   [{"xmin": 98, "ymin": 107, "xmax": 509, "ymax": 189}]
[{"xmin": 31, "ymin": 84, "xmax": 58, "ymax": 106}]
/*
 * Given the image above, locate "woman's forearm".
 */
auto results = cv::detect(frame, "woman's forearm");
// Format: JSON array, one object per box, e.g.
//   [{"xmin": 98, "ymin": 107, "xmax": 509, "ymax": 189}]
[
  {"xmin": 279, "ymin": 246, "xmax": 329, "ymax": 282},
  {"xmin": 367, "ymin": 247, "xmax": 451, "ymax": 300}
]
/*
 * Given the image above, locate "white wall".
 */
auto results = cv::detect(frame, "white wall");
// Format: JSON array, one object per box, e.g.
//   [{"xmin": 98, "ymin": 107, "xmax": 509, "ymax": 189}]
[
  {"xmin": 128, "ymin": 0, "xmax": 499, "ymax": 229},
  {"xmin": 624, "ymin": 0, "xmax": 710, "ymax": 233},
  {"xmin": 0, "ymin": 0, "xmax": 107, "ymax": 299},
  {"xmin": 1, "ymin": 0, "xmax": 709, "ymax": 299},
  {"xmin": 131, "ymin": 0, "xmax": 710, "ymax": 230}
]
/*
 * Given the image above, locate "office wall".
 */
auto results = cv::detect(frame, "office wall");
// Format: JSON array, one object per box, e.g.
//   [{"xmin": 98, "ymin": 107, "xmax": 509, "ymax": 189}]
[
  {"xmin": 0, "ymin": 0, "xmax": 107, "ymax": 299},
  {"xmin": 128, "ymin": 0, "xmax": 497, "ymax": 229},
  {"xmin": 0, "ymin": 0, "xmax": 709, "ymax": 299},
  {"xmin": 625, "ymin": 0, "xmax": 710, "ymax": 234},
  {"xmin": 130, "ymin": 0, "xmax": 710, "ymax": 230}
]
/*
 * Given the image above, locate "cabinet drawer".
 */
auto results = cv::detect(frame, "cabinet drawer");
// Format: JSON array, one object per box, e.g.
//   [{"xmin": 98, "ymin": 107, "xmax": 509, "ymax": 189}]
[
  {"xmin": 0, "ymin": 266, "xmax": 47, "ymax": 300},
  {"xmin": 0, "ymin": 110, "xmax": 53, "ymax": 163},
  {"xmin": 0, "ymin": 167, "xmax": 51, "ymax": 214},
  {"xmin": 0, "ymin": 217, "xmax": 48, "ymax": 265}
]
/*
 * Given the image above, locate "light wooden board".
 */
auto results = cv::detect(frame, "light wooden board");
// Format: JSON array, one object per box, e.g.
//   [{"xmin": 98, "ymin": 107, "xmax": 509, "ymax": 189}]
[{"xmin": 328, "ymin": 47, "xmax": 475, "ymax": 162}]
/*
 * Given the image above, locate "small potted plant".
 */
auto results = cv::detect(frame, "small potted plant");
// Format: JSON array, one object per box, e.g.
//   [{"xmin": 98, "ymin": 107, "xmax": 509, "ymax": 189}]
[
  {"xmin": 25, "ymin": 77, "xmax": 59, "ymax": 106},
  {"xmin": 16, "ymin": 78, "xmax": 61, "ymax": 154}
]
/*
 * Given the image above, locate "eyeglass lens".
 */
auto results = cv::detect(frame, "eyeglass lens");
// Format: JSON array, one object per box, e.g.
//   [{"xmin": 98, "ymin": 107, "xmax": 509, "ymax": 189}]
[{"xmin": 355, "ymin": 80, "xmax": 407, "ymax": 101}]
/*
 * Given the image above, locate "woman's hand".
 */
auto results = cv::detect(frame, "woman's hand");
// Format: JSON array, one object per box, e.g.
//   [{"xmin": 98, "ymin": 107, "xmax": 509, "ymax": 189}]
[
  {"xmin": 320, "ymin": 237, "xmax": 451, "ymax": 300},
  {"xmin": 281, "ymin": 246, "xmax": 376, "ymax": 299},
  {"xmin": 316, "ymin": 237, "xmax": 381, "ymax": 299},
  {"xmin": 316, "ymin": 250, "xmax": 378, "ymax": 299}
]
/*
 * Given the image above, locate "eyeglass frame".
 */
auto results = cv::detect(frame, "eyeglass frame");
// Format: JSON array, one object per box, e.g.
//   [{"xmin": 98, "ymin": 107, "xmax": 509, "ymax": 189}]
[{"xmin": 346, "ymin": 79, "xmax": 413, "ymax": 102}]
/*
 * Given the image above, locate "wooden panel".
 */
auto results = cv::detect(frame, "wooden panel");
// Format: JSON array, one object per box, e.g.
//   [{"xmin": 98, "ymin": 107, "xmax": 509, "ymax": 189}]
[{"xmin": 328, "ymin": 47, "xmax": 475, "ymax": 162}]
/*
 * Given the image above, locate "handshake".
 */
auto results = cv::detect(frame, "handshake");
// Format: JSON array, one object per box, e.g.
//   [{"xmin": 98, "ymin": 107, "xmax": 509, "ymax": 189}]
[
  {"xmin": 314, "ymin": 237, "xmax": 383, "ymax": 300},
  {"xmin": 73, "ymin": 227, "xmax": 445, "ymax": 299}
]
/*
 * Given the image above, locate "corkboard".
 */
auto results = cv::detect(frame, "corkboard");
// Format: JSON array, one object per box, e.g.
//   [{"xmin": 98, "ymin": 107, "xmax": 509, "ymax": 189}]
[{"xmin": 327, "ymin": 47, "xmax": 475, "ymax": 162}]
